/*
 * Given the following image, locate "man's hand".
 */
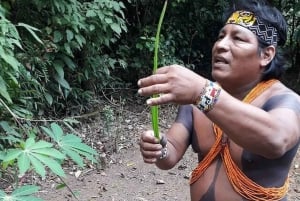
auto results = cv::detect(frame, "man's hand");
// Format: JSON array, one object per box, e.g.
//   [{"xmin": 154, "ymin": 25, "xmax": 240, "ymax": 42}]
[
  {"xmin": 139, "ymin": 130, "xmax": 166, "ymax": 163},
  {"xmin": 137, "ymin": 65, "xmax": 206, "ymax": 106}
]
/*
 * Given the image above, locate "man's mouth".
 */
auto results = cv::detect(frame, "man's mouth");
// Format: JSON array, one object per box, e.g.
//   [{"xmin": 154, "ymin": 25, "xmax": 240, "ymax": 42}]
[{"xmin": 214, "ymin": 56, "xmax": 228, "ymax": 64}]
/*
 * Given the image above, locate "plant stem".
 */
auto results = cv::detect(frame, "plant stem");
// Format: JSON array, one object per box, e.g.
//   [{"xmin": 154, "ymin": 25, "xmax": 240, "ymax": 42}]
[{"xmin": 151, "ymin": 0, "xmax": 168, "ymax": 139}]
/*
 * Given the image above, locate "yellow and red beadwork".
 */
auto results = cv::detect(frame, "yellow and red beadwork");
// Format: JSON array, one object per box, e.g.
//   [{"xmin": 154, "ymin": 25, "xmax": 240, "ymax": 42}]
[{"xmin": 226, "ymin": 10, "xmax": 278, "ymax": 45}]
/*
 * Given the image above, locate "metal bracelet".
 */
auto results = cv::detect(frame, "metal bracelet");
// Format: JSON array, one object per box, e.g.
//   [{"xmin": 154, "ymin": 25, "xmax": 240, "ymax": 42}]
[{"xmin": 159, "ymin": 146, "xmax": 168, "ymax": 160}]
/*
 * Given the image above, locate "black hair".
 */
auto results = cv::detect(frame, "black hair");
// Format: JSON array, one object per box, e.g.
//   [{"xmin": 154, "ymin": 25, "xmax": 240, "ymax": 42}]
[{"xmin": 224, "ymin": 0, "xmax": 288, "ymax": 80}]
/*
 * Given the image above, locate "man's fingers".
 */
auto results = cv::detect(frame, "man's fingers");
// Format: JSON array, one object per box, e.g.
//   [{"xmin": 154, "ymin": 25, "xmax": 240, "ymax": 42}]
[
  {"xmin": 138, "ymin": 84, "xmax": 171, "ymax": 97},
  {"xmin": 138, "ymin": 74, "xmax": 167, "ymax": 88},
  {"xmin": 141, "ymin": 150, "xmax": 162, "ymax": 163},
  {"xmin": 146, "ymin": 93, "xmax": 174, "ymax": 106},
  {"xmin": 140, "ymin": 142, "xmax": 162, "ymax": 151}
]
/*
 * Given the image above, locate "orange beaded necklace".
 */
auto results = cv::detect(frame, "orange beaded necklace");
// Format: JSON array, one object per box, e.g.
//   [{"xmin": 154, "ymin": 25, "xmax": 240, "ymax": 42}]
[{"xmin": 190, "ymin": 79, "xmax": 289, "ymax": 201}]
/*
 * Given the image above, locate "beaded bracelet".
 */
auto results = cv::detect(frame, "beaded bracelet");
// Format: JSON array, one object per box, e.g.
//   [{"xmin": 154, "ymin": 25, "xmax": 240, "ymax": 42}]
[
  {"xmin": 194, "ymin": 80, "xmax": 221, "ymax": 113},
  {"xmin": 159, "ymin": 146, "xmax": 168, "ymax": 160},
  {"xmin": 159, "ymin": 135, "xmax": 168, "ymax": 160}
]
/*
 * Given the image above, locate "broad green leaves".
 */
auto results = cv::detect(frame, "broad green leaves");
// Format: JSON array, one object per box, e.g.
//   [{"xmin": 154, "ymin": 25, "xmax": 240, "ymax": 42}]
[
  {"xmin": 3, "ymin": 137, "xmax": 65, "ymax": 178},
  {"xmin": 2, "ymin": 123, "xmax": 97, "ymax": 180},
  {"xmin": 0, "ymin": 185, "xmax": 43, "ymax": 201},
  {"xmin": 41, "ymin": 123, "xmax": 98, "ymax": 167}
]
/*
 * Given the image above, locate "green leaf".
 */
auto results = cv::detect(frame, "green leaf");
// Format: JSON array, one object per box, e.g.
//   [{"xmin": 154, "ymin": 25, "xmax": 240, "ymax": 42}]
[
  {"xmin": 56, "ymin": 183, "xmax": 66, "ymax": 190},
  {"xmin": 0, "ymin": 189, "xmax": 6, "ymax": 197},
  {"xmin": 0, "ymin": 75, "xmax": 13, "ymax": 103},
  {"xmin": 54, "ymin": 75, "xmax": 71, "ymax": 90},
  {"xmin": 62, "ymin": 134, "xmax": 81, "ymax": 143},
  {"xmin": 64, "ymin": 43, "xmax": 72, "ymax": 56},
  {"xmin": 16, "ymin": 196, "xmax": 43, "ymax": 201},
  {"xmin": 61, "ymin": 55, "xmax": 76, "ymax": 70},
  {"xmin": 71, "ymin": 148, "xmax": 96, "ymax": 163},
  {"xmin": 44, "ymin": 92, "xmax": 53, "ymax": 105},
  {"xmin": 53, "ymin": 60, "xmax": 64, "ymax": 78},
  {"xmin": 18, "ymin": 153, "xmax": 31, "ymax": 175},
  {"xmin": 75, "ymin": 34, "xmax": 86, "ymax": 47},
  {"xmin": 3, "ymin": 149, "xmax": 22, "ymax": 162},
  {"xmin": 105, "ymin": 17, "xmax": 113, "ymax": 24},
  {"xmin": 17, "ymin": 23, "xmax": 43, "ymax": 44},
  {"xmin": 28, "ymin": 140, "xmax": 53, "ymax": 150},
  {"xmin": 12, "ymin": 185, "xmax": 40, "ymax": 197},
  {"xmin": 28, "ymin": 154, "xmax": 46, "ymax": 178},
  {"xmin": 151, "ymin": 0, "xmax": 168, "ymax": 139},
  {"xmin": 64, "ymin": 149, "xmax": 84, "ymax": 167},
  {"xmin": 53, "ymin": 30, "xmax": 63, "ymax": 43},
  {"xmin": 31, "ymin": 148, "xmax": 65, "ymax": 160},
  {"xmin": 0, "ymin": 48, "xmax": 21, "ymax": 71},
  {"xmin": 32, "ymin": 153, "xmax": 65, "ymax": 177},
  {"xmin": 110, "ymin": 23, "xmax": 121, "ymax": 35},
  {"xmin": 24, "ymin": 137, "xmax": 35, "ymax": 148},
  {"xmin": 50, "ymin": 123, "xmax": 64, "ymax": 139},
  {"xmin": 41, "ymin": 126, "xmax": 57, "ymax": 141},
  {"xmin": 66, "ymin": 29, "xmax": 74, "ymax": 42},
  {"xmin": 68, "ymin": 142, "xmax": 97, "ymax": 155},
  {"xmin": 63, "ymin": 118, "xmax": 80, "ymax": 125},
  {"xmin": 86, "ymin": 10, "xmax": 96, "ymax": 17}
]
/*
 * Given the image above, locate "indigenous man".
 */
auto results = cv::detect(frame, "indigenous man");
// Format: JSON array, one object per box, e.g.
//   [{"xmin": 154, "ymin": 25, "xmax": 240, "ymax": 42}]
[{"xmin": 137, "ymin": 0, "xmax": 300, "ymax": 200}]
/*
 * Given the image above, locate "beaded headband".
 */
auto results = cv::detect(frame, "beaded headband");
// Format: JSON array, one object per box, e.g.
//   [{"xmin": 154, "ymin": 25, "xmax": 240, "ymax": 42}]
[{"xmin": 226, "ymin": 10, "xmax": 278, "ymax": 45}]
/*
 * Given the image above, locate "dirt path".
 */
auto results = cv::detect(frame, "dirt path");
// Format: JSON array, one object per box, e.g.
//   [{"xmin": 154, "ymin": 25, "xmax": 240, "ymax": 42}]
[
  {"xmin": 38, "ymin": 145, "xmax": 198, "ymax": 201},
  {"xmin": 37, "ymin": 144, "xmax": 300, "ymax": 201},
  {"xmin": 36, "ymin": 102, "xmax": 300, "ymax": 201}
]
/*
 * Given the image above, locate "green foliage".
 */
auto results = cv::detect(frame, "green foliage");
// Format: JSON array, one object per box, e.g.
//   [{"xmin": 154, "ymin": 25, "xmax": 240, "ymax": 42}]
[
  {"xmin": 0, "ymin": 185, "xmax": 42, "ymax": 201},
  {"xmin": 0, "ymin": 0, "xmax": 128, "ymax": 116},
  {"xmin": 0, "ymin": 0, "xmax": 299, "ymax": 200},
  {"xmin": 3, "ymin": 137, "xmax": 66, "ymax": 178},
  {"xmin": 0, "ymin": 121, "xmax": 98, "ymax": 200},
  {"xmin": 41, "ymin": 123, "xmax": 97, "ymax": 167}
]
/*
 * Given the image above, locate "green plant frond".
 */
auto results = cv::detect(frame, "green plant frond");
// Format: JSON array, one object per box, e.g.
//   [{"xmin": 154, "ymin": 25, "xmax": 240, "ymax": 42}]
[
  {"xmin": 76, "ymin": 149, "xmax": 97, "ymax": 163},
  {"xmin": 24, "ymin": 137, "xmax": 35, "ymax": 148},
  {"xmin": 26, "ymin": 140, "xmax": 53, "ymax": 150},
  {"xmin": 3, "ymin": 149, "xmax": 22, "ymax": 162},
  {"xmin": 0, "ymin": 189, "xmax": 5, "ymax": 197},
  {"xmin": 31, "ymin": 148, "xmax": 65, "ymax": 160},
  {"xmin": 0, "ymin": 76, "xmax": 12, "ymax": 103},
  {"xmin": 41, "ymin": 123, "xmax": 97, "ymax": 166},
  {"xmin": 31, "ymin": 153, "xmax": 65, "ymax": 177},
  {"xmin": 18, "ymin": 153, "xmax": 31, "ymax": 175},
  {"xmin": 0, "ymin": 185, "xmax": 43, "ymax": 201},
  {"xmin": 40, "ymin": 126, "xmax": 57, "ymax": 142},
  {"xmin": 151, "ymin": 0, "xmax": 168, "ymax": 139},
  {"xmin": 17, "ymin": 23, "xmax": 43, "ymax": 45},
  {"xmin": 62, "ymin": 134, "xmax": 82, "ymax": 143},
  {"xmin": 64, "ymin": 149, "xmax": 84, "ymax": 167},
  {"xmin": 16, "ymin": 196, "xmax": 44, "ymax": 201},
  {"xmin": 50, "ymin": 123, "xmax": 64, "ymax": 138},
  {"xmin": 64, "ymin": 142, "xmax": 97, "ymax": 155},
  {"xmin": 28, "ymin": 154, "xmax": 46, "ymax": 178},
  {"xmin": 11, "ymin": 185, "xmax": 40, "ymax": 197}
]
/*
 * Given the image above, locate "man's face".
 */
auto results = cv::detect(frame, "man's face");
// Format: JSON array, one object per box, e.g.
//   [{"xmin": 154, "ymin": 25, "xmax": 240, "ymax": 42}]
[{"xmin": 211, "ymin": 24, "xmax": 263, "ymax": 86}]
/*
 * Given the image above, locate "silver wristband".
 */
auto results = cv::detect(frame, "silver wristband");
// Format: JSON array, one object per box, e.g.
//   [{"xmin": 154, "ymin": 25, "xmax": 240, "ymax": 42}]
[{"xmin": 159, "ymin": 146, "xmax": 168, "ymax": 160}]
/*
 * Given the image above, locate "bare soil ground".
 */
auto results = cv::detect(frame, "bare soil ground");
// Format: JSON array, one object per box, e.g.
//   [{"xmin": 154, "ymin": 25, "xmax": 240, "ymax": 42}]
[{"xmin": 33, "ymin": 95, "xmax": 300, "ymax": 201}]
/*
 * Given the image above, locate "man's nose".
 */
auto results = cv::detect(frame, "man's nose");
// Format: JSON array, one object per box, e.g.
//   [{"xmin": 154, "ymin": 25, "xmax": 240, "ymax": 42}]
[{"xmin": 215, "ymin": 37, "xmax": 230, "ymax": 51}]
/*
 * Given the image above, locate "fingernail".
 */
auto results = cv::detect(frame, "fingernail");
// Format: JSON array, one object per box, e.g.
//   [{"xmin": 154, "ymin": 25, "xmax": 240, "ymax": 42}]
[
  {"xmin": 137, "ymin": 80, "xmax": 141, "ymax": 86},
  {"xmin": 138, "ymin": 89, "xmax": 141, "ymax": 94},
  {"xmin": 146, "ymin": 99, "xmax": 152, "ymax": 105}
]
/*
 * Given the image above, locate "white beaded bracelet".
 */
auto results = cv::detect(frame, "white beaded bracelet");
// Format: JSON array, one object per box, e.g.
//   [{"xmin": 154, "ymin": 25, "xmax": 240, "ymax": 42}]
[{"xmin": 194, "ymin": 80, "xmax": 221, "ymax": 113}]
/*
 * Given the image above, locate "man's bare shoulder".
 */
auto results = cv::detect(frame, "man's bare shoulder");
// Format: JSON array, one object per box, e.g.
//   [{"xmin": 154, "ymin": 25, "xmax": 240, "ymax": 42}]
[{"xmin": 262, "ymin": 81, "xmax": 300, "ymax": 112}]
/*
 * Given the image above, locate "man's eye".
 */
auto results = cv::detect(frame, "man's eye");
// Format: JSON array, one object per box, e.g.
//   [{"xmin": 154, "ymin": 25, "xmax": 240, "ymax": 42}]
[
  {"xmin": 217, "ymin": 35, "xmax": 224, "ymax": 40},
  {"xmin": 235, "ymin": 36, "xmax": 244, "ymax": 41}
]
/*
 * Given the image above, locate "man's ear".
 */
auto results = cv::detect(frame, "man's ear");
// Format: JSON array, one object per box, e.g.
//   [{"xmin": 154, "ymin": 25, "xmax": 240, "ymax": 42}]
[{"xmin": 260, "ymin": 45, "xmax": 276, "ymax": 67}]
